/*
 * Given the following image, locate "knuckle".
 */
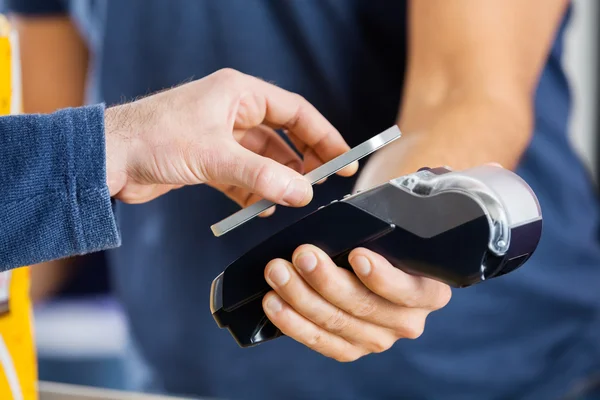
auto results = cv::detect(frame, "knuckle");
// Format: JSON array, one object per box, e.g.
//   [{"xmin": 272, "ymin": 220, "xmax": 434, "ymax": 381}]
[
  {"xmin": 293, "ymin": 93, "xmax": 307, "ymax": 105},
  {"xmin": 307, "ymin": 330, "xmax": 327, "ymax": 349},
  {"xmin": 214, "ymin": 67, "xmax": 241, "ymax": 83},
  {"xmin": 187, "ymin": 144, "xmax": 220, "ymax": 183},
  {"xmin": 283, "ymin": 94, "xmax": 305, "ymax": 129},
  {"xmin": 314, "ymin": 272, "xmax": 334, "ymax": 292},
  {"xmin": 397, "ymin": 320, "xmax": 425, "ymax": 340},
  {"xmin": 248, "ymin": 162, "xmax": 275, "ymax": 194},
  {"xmin": 368, "ymin": 336, "xmax": 396, "ymax": 354},
  {"xmin": 399, "ymin": 291, "xmax": 421, "ymax": 309},
  {"xmin": 236, "ymin": 93, "xmax": 264, "ymax": 127},
  {"xmin": 433, "ymin": 284, "xmax": 453, "ymax": 309},
  {"xmin": 352, "ymin": 290, "xmax": 378, "ymax": 318},
  {"xmin": 324, "ymin": 308, "xmax": 351, "ymax": 334},
  {"xmin": 404, "ymin": 281, "xmax": 452, "ymax": 310},
  {"xmin": 336, "ymin": 350, "xmax": 363, "ymax": 363},
  {"xmin": 336, "ymin": 354, "xmax": 356, "ymax": 363}
]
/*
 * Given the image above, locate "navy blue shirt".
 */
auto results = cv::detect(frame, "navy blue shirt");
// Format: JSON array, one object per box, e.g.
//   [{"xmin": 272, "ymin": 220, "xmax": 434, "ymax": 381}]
[{"xmin": 7, "ymin": 1, "xmax": 600, "ymax": 399}]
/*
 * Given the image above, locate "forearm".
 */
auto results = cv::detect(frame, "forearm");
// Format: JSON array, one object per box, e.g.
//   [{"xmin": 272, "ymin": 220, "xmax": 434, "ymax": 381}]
[
  {"xmin": 0, "ymin": 105, "xmax": 120, "ymax": 272},
  {"xmin": 356, "ymin": 96, "xmax": 527, "ymax": 190},
  {"xmin": 402, "ymin": 94, "xmax": 530, "ymax": 170},
  {"xmin": 358, "ymin": 0, "xmax": 568, "ymax": 189},
  {"xmin": 406, "ymin": 0, "xmax": 567, "ymax": 163}
]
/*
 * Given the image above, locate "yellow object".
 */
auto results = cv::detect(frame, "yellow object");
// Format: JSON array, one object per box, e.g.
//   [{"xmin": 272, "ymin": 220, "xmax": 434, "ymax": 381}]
[
  {"xmin": 0, "ymin": 17, "xmax": 11, "ymax": 115},
  {"xmin": 0, "ymin": 14, "xmax": 38, "ymax": 400}
]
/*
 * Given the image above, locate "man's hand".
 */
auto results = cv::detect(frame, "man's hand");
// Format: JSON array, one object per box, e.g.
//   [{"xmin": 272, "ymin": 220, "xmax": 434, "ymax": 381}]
[
  {"xmin": 104, "ymin": 68, "xmax": 357, "ymax": 207},
  {"xmin": 262, "ymin": 245, "xmax": 451, "ymax": 361}
]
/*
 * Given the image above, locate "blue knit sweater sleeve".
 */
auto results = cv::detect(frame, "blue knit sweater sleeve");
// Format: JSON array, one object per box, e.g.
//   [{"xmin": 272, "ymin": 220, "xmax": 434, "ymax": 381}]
[{"xmin": 0, "ymin": 104, "xmax": 121, "ymax": 271}]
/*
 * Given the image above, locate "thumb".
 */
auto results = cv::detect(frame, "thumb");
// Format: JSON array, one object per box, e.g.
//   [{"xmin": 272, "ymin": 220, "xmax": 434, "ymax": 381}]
[{"xmin": 208, "ymin": 144, "xmax": 313, "ymax": 207}]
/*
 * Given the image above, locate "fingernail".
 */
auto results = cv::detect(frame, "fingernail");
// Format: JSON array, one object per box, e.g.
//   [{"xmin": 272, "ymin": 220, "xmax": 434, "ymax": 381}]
[
  {"xmin": 295, "ymin": 252, "xmax": 317, "ymax": 273},
  {"xmin": 268, "ymin": 262, "xmax": 290, "ymax": 287},
  {"xmin": 283, "ymin": 178, "xmax": 310, "ymax": 205},
  {"xmin": 352, "ymin": 255, "xmax": 371, "ymax": 276},
  {"xmin": 266, "ymin": 295, "xmax": 283, "ymax": 313}
]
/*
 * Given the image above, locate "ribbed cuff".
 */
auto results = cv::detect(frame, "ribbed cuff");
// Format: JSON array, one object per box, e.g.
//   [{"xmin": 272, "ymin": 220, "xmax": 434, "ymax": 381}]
[
  {"xmin": 0, "ymin": 104, "xmax": 121, "ymax": 271},
  {"xmin": 69, "ymin": 103, "xmax": 122, "ymax": 254}
]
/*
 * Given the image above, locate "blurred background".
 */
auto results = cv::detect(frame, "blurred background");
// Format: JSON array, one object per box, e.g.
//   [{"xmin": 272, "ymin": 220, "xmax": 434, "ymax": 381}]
[
  {"xmin": 564, "ymin": 1, "xmax": 598, "ymax": 181},
  {"xmin": 1, "ymin": 0, "xmax": 600, "ymax": 395}
]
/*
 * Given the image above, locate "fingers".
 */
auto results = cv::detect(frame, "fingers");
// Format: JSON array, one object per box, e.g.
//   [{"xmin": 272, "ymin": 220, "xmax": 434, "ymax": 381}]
[
  {"xmin": 347, "ymin": 248, "xmax": 452, "ymax": 311},
  {"xmin": 207, "ymin": 126, "xmax": 305, "ymax": 211},
  {"xmin": 233, "ymin": 73, "xmax": 358, "ymax": 176},
  {"xmin": 285, "ymin": 246, "xmax": 436, "ymax": 336},
  {"xmin": 205, "ymin": 143, "xmax": 313, "ymax": 207},
  {"xmin": 262, "ymin": 244, "xmax": 453, "ymax": 361},
  {"xmin": 235, "ymin": 126, "xmax": 304, "ymax": 175},
  {"xmin": 287, "ymin": 131, "xmax": 357, "ymax": 177},
  {"xmin": 264, "ymin": 259, "xmax": 398, "ymax": 353},
  {"xmin": 262, "ymin": 292, "xmax": 365, "ymax": 362},
  {"xmin": 235, "ymin": 126, "xmax": 303, "ymax": 209},
  {"xmin": 205, "ymin": 180, "xmax": 277, "ymax": 217}
]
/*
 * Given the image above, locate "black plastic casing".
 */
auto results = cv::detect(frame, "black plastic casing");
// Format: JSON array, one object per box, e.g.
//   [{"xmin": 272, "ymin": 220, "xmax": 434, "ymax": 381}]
[{"xmin": 210, "ymin": 166, "xmax": 543, "ymax": 347}]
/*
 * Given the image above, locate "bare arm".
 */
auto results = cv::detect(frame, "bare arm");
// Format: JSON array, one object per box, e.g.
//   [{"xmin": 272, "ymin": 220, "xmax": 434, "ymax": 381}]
[
  {"xmin": 357, "ymin": 0, "xmax": 569, "ymax": 188},
  {"xmin": 11, "ymin": 14, "xmax": 89, "ymax": 302}
]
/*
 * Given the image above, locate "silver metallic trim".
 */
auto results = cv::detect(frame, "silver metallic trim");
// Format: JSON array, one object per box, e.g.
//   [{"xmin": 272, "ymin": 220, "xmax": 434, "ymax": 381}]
[
  {"xmin": 458, "ymin": 165, "xmax": 542, "ymax": 228},
  {"xmin": 210, "ymin": 125, "xmax": 402, "ymax": 236},
  {"xmin": 386, "ymin": 165, "xmax": 541, "ymax": 255}
]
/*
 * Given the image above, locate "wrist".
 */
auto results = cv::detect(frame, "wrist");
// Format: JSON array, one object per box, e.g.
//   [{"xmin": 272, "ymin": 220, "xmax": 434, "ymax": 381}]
[
  {"xmin": 356, "ymin": 95, "xmax": 533, "ymax": 192},
  {"xmin": 399, "ymin": 94, "xmax": 533, "ymax": 168},
  {"xmin": 104, "ymin": 106, "xmax": 130, "ymax": 197}
]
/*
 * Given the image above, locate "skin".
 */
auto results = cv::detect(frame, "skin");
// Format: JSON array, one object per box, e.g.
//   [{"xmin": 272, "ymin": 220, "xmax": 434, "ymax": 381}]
[
  {"xmin": 358, "ymin": 0, "xmax": 569, "ymax": 186},
  {"xmin": 103, "ymin": 68, "xmax": 357, "ymax": 204},
  {"xmin": 11, "ymin": 0, "xmax": 568, "ymax": 363}
]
